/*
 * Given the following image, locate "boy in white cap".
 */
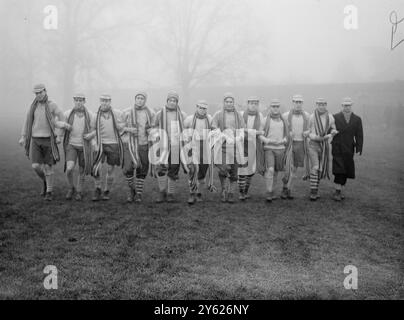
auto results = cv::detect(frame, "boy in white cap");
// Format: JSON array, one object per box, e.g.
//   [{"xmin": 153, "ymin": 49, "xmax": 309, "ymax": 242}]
[
  {"xmin": 121, "ymin": 91, "xmax": 155, "ymax": 203},
  {"xmin": 259, "ymin": 99, "xmax": 288, "ymax": 202},
  {"xmin": 331, "ymin": 97, "xmax": 363, "ymax": 201},
  {"xmin": 92, "ymin": 94, "xmax": 124, "ymax": 201},
  {"xmin": 308, "ymin": 98, "xmax": 338, "ymax": 201},
  {"xmin": 282, "ymin": 94, "xmax": 310, "ymax": 199},
  {"xmin": 19, "ymin": 84, "xmax": 68, "ymax": 201},
  {"xmin": 238, "ymin": 96, "xmax": 264, "ymax": 200},
  {"xmin": 62, "ymin": 93, "xmax": 97, "ymax": 201},
  {"xmin": 153, "ymin": 91, "xmax": 187, "ymax": 203},
  {"xmin": 183, "ymin": 100, "xmax": 213, "ymax": 204},
  {"xmin": 211, "ymin": 92, "xmax": 245, "ymax": 203}
]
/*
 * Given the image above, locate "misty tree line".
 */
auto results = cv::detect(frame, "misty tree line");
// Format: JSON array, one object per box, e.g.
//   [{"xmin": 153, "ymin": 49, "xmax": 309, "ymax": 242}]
[{"xmin": 0, "ymin": 0, "xmax": 263, "ymax": 108}]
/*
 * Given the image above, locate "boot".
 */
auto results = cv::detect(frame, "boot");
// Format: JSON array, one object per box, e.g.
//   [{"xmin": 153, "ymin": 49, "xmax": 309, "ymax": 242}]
[
  {"xmin": 75, "ymin": 192, "xmax": 83, "ymax": 201},
  {"xmin": 333, "ymin": 190, "xmax": 342, "ymax": 201},
  {"xmin": 220, "ymin": 189, "xmax": 227, "ymax": 203},
  {"xmin": 44, "ymin": 192, "xmax": 53, "ymax": 201},
  {"xmin": 187, "ymin": 193, "xmax": 196, "ymax": 205},
  {"xmin": 227, "ymin": 192, "xmax": 235, "ymax": 203},
  {"xmin": 40, "ymin": 180, "xmax": 47, "ymax": 197},
  {"xmin": 134, "ymin": 193, "xmax": 142, "ymax": 203},
  {"xmin": 310, "ymin": 189, "xmax": 318, "ymax": 201},
  {"xmin": 156, "ymin": 191, "xmax": 166, "ymax": 203},
  {"xmin": 126, "ymin": 189, "xmax": 135, "ymax": 203},
  {"xmin": 166, "ymin": 193, "xmax": 176, "ymax": 203},
  {"xmin": 287, "ymin": 189, "xmax": 294, "ymax": 199},
  {"xmin": 92, "ymin": 188, "xmax": 102, "ymax": 201},
  {"xmin": 266, "ymin": 191, "xmax": 273, "ymax": 202},
  {"xmin": 102, "ymin": 190, "xmax": 110, "ymax": 201},
  {"xmin": 239, "ymin": 192, "xmax": 246, "ymax": 201},
  {"xmin": 196, "ymin": 193, "xmax": 203, "ymax": 202},
  {"xmin": 281, "ymin": 187, "xmax": 288, "ymax": 199},
  {"xmin": 66, "ymin": 187, "xmax": 75, "ymax": 200}
]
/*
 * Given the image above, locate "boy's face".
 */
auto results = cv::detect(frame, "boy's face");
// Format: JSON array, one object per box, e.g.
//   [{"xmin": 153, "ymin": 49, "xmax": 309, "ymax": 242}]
[
  {"xmin": 167, "ymin": 98, "xmax": 178, "ymax": 109},
  {"xmin": 247, "ymin": 101, "xmax": 259, "ymax": 112},
  {"xmin": 293, "ymin": 100, "xmax": 303, "ymax": 111},
  {"xmin": 35, "ymin": 90, "xmax": 46, "ymax": 101},
  {"xmin": 317, "ymin": 102, "xmax": 327, "ymax": 113},
  {"xmin": 224, "ymin": 98, "xmax": 234, "ymax": 109},
  {"xmin": 100, "ymin": 98, "xmax": 111, "ymax": 108},
  {"xmin": 135, "ymin": 95, "xmax": 146, "ymax": 107},
  {"xmin": 342, "ymin": 104, "xmax": 352, "ymax": 113},
  {"xmin": 271, "ymin": 105, "xmax": 280, "ymax": 115},
  {"xmin": 74, "ymin": 98, "xmax": 85, "ymax": 109},
  {"xmin": 196, "ymin": 105, "xmax": 207, "ymax": 116}
]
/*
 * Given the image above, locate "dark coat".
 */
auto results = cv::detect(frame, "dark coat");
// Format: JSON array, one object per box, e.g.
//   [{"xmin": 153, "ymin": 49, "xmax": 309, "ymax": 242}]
[{"xmin": 331, "ymin": 112, "xmax": 363, "ymax": 179}]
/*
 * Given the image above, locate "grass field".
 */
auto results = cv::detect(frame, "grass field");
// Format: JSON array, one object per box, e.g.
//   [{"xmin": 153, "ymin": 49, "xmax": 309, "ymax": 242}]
[{"xmin": 0, "ymin": 127, "xmax": 403, "ymax": 299}]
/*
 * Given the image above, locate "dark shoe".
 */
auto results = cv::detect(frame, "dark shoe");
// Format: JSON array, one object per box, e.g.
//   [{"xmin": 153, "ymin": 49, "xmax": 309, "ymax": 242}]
[
  {"xmin": 44, "ymin": 192, "xmax": 53, "ymax": 201},
  {"xmin": 239, "ymin": 192, "xmax": 246, "ymax": 201},
  {"xmin": 333, "ymin": 190, "xmax": 342, "ymax": 201},
  {"xmin": 156, "ymin": 191, "xmax": 166, "ymax": 203},
  {"xmin": 166, "ymin": 193, "xmax": 176, "ymax": 203},
  {"xmin": 66, "ymin": 187, "xmax": 75, "ymax": 200},
  {"xmin": 266, "ymin": 192, "xmax": 273, "ymax": 202},
  {"xmin": 341, "ymin": 192, "xmax": 345, "ymax": 200},
  {"xmin": 310, "ymin": 189, "xmax": 317, "ymax": 201},
  {"xmin": 287, "ymin": 189, "xmax": 294, "ymax": 200},
  {"xmin": 75, "ymin": 192, "xmax": 82, "ymax": 201},
  {"xmin": 40, "ymin": 180, "xmax": 47, "ymax": 197},
  {"xmin": 281, "ymin": 187, "xmax": 288, "ymax": 199},
  {"xmin": 196, "ymin": 193, "xmax": 203, "ymax": 202},
  {"xmin": 92, "ymin": 188, "xmax": 102, "ymax": 201},
  {"xmin": 134, "ymin": 193, "xmax": 142, "ymax": 203},
  {"xmin": 227, "ymin": 193, "xmax": 235, "ymax": 203},
  {"xmin": 220, "ymin": 190, "xmax": 227, "ymax": 203},
  {"xmin": 187, "ymin": 193, "xmax": 196, "ymax": 205},
  {"xmin": 126, "ymin": 189, "xmax": 135, "ymax": 203},
  {"xmin": 102, "ymin": 190, "xmax": 110, "ymax": 201}
]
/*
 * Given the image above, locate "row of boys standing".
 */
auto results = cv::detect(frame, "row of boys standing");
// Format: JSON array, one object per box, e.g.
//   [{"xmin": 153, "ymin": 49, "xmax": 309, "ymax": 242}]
[{"xmin": 20, "ymin": 84, "xmax": 363, "ymax": 203}]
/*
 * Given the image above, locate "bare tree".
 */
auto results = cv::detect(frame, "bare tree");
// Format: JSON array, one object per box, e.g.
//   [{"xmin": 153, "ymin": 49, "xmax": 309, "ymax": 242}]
[{"xmin": 146, "ymin": 0, "xmax": 263, "ymax": 108}]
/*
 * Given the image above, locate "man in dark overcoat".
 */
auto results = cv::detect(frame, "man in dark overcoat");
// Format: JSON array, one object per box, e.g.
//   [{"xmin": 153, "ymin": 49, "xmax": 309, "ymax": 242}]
[{"xmin": 331, "ymin": 97, "xmax": 364, "ymax": 201}]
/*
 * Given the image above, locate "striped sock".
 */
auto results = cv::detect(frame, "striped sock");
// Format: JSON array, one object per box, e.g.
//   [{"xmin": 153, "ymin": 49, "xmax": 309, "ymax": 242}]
[
  {"xmin": 157, "ymin": 174, "xmax": 167, "ymax": 192},
  {"xmin": 106, "ymin": 174, "xmax": 114, "ymax": 191},
  {"xmin": 245, "ymin": 175, "xmax": 253, "ymax": 194},
  {"xmin": 310, "ymin": 172, "xmax": 318, "ymax": 190},
  {"xmin": 238, "ymin": 175, "xmax": 246, "ymax": 193},
  {"xmin": 45, "ymin": 173, "xmax": 54, "ymax": 193},
  {"xmin": 125, "ymin": 175, "xmax": 135, "ymax": 190},
  {"xmin": 167, "ymin": 177, "xmax": 175, "ymax": 194},
  {"xmin": 76, "ymin": 173, "xmax": 85, "ymax": 193},
  {"xmin": 135, "ymin": 178, "xmax": 145, "ymax": 195}
]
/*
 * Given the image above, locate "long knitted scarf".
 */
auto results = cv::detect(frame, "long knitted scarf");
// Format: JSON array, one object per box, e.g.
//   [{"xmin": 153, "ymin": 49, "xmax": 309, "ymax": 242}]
[
  {"xmin": 92, "ymin": 107, "xmax": 124, "ymax": 177},
  {"xmin": 217, "ymin": 108, "xmax": 244, "ymax": 132},
  {"xmin": 314, "ymin": 109, "xmax": 330, "ymax": 179},
  {"xmin": 282, "ymin": 110, "xmax": 310, "ymax": 183},
  {"xmin": 63, "ymin": 108, "xmax": 93, "ymax": 175},
  {"xmin": 243, "ymin": 110, "xmax": 261, "ymax": 131},
  {"xmin": 126, "ymin": 105, "xmax": 152, "ymax": 170},
  {"xmin": 24, "ymin": 95, "xmax": 60, "ymax": 162},
  {"xmin": 189, "ymin": 112, "xmax": 216, "ymax": 192}
]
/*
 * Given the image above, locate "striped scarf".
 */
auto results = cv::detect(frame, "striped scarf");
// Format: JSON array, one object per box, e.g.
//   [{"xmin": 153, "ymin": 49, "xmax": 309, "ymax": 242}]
[
  {"xmin": 314, "ymin": 109, "xmax": 330, "ymax": 179},
  {"xmin": 216, "ymin": 108, "xmax": 244, "ymax": 132},
  {"xmin": 92, "ymin": 107, "xmax": 124, "ymax": 177},
  {"xmin": 242, "ymin": 110, "xmax": 261, "ymax": 130},
  {"xmin": 282, "ymin": 110, "xmax": 310, "ymax": 183},
  {"xmin": 63, "ymin": 108, "xmax": 93, "ymax": 175},
  {"xmin": 126, "ymin": 105, "xmax": 152, "ymax": 170},
  {"xmin": 24, "ymin": 95, "xmax": 60, "ymax": 162}
]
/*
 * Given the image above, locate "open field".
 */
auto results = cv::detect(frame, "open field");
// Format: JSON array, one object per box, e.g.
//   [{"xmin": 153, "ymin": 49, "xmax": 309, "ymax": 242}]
[{"xmin": 0, "ymin": 126, "xmax": 403, "ymax": 299}]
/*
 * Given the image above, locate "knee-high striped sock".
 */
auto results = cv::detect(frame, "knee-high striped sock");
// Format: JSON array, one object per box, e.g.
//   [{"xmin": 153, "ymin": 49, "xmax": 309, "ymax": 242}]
[
  {"xmin": 125, "ymin": 175, "xmax": 135, "ymax": 190},
  {"xmin": 135, "ymin": 178, "xmax": 145, "ymax": 195},
  {"xmin": 310, "ymin": 171, "xmax": 318, "ymax": 190},
  {"xmin": 168, "ymin": 177, "xmax": 176, "ymax": 194},
  {"xmin": 238, "ymin": 175, "xmax": 246, "ymax": 193},
  {"xmin": 105, "ymin": 174, "xmax": 114, "ymax": 191},
  {"xmin": 245, "ymin": 175, "xmax": 253, "ymax": 194},
  {"xmin": 157, "ymin": 174, "xmax": 167, "ymax": 192},
  {"xmin": 45, "ymin": 172, "xmax": 54, "ymax": 193},
  {"xmin": 76, "ymin": 173, "xmax": 85, "ymax": 193}
]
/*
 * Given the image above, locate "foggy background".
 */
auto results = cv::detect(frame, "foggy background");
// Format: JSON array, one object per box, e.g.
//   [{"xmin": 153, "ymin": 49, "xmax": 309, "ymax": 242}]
[{"xmin": 0, "ymin": 0, "xmax": 403, "ymax": 141}]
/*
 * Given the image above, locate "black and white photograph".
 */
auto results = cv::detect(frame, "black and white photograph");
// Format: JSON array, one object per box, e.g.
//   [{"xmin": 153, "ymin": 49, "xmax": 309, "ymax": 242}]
[{"xmin": 0, "ymin": 0, "xmax": 403, "ymax": 303}]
